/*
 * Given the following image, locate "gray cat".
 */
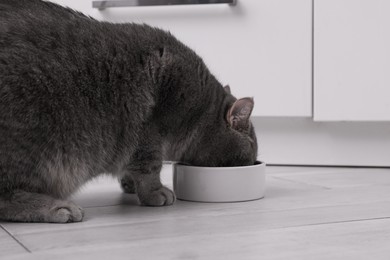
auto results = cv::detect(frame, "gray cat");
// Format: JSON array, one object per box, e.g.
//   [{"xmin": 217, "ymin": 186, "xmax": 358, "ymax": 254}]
[{"xmin": 0, "ymin": 0, "xmax": 258, "ymax": 223}]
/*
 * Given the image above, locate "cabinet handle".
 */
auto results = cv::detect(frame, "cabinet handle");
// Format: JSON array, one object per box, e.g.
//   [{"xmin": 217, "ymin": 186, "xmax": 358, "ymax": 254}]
[{"xmin": 92, "ymin": 0, "xmax": 237, "ymax": 10}]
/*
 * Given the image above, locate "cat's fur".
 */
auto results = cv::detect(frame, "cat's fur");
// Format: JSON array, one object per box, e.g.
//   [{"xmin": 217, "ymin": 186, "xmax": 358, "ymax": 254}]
[{"xmin": 0, "ymin": 0, "xmax": 258, "ymax": 223}]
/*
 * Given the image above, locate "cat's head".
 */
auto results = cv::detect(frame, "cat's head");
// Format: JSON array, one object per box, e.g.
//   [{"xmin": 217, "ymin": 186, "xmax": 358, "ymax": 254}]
[{"xmin": 183, "ymin": 85, "xmax": 258, "ymax": 167}]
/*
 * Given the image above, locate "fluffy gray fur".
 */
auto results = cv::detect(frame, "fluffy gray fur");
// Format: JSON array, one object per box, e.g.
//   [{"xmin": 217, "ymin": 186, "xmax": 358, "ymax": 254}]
[{"xmin": 0, "ymin": 0, "xmax": 258, "ymax": 223}]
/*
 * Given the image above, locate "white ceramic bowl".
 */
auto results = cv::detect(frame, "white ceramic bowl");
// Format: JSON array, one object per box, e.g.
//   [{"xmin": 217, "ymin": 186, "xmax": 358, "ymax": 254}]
[{"xmin": 173, "ymin": 161, "xmax": 266, "ymax": 203}]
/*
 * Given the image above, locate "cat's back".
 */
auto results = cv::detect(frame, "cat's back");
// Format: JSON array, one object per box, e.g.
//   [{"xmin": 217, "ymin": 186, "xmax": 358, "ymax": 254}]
[
  {"xmin": 0, "ymin": 0, "xmax": 189, "ymax": 120},
  {"xmin": 0, "ymin": 0, "xmax": 176, "ymax": 77},
  {"xmin": 0, "ymin": 0, "xmax": 98, "ymax": 51},
  {"xmin": 0, "ymin": 0, "xmax": 89, "ymax": 24},
  {"xmin": 0, "ymin": 0, "xmax": 98, "ymax": 72},
  {"xmin": 0, "ymin": 0, "xmax": 104, "ymax": 121},
  {"xmin": 0, "ymin": 0, "xmax": 182, "ymax": 140}
]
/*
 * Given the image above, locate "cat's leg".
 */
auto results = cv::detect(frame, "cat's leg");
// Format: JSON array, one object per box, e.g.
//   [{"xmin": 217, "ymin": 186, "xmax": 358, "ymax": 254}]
[
  {"xmin": 123, "ymin": 156, "xmax": 176, "ymax": 206},
  {"xmin": 121, "ymin": 127, "xmax": 175, "ymax": 206},
  {"xmin": 0, "ymin": 190, "xmax": 84, "ymax": 223},
  {"xmin": 131, "ymin": 160, "xmax": 175, "ymax": 206}
]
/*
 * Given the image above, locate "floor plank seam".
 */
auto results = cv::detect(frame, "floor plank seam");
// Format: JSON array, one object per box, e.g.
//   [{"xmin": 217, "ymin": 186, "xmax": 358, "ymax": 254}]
[
  {"xmin": 82, "ymin": 203, "xmax": 124, "ymax": 209},
  {"xmin": 270, "ymin": 176, "xmax": 332, "ymax": 189},
  {"xmin": 0, "ymin": 224, "xmax": 32, "ymax": 253},
  {"xmin": 248, "ymin": 201, "xmax": 390, "ymax": 214},
  {"xmin": 267, "ymin": 164, "xmax": 390, "ymax": 169},
  {"xmin": 289, "ymin": 216, "xmax": 390, "ymax": 229}
]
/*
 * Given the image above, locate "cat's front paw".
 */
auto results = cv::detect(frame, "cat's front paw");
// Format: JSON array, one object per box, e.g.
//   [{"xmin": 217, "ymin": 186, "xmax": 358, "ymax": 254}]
[
  {"xmin": 139, "ymin": 186, "xmax": 176, "ymax": 206},
  {"xmin": 49, "ymin": 201, "xmax": 84, "ymax": 223}
]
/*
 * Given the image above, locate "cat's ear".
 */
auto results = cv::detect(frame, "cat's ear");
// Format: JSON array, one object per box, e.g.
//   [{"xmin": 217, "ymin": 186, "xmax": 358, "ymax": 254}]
[
  {"xmin": 227, "ymin": 97, "xmax": 254, "ymax": 130},
  {"xmin": 224, "ymin": 85, "xmax": 231, "ymax": 94}
]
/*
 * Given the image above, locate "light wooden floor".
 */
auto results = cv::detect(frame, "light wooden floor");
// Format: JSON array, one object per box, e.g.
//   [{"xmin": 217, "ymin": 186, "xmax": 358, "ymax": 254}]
[{"xmin": 1, "ymin": 165, "xmax": 390, "ymax": 260}]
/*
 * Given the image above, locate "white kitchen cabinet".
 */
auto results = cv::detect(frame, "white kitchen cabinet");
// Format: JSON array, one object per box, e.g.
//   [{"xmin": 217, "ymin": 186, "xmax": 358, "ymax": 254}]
[
  {"xmin": 314, "ymin": 0, "xmax": 390, "ymax": 121},
  {"xmin": 50, "ymin": 0, "xmax": 312, "ymax": 117}
]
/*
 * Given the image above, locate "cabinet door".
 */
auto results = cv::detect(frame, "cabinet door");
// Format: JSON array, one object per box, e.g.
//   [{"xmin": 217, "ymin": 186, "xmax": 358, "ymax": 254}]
[
  {"xmin": 50, "ymin": 0, "xmax": 312, "ymax": 116},
  {"xmin": 314, "ymin": 0, "xmax": 390, "ymax": 121}
]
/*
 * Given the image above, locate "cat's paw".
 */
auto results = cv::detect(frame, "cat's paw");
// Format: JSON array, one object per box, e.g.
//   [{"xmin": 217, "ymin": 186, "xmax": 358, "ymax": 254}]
[
  {"xmin": 139, "ymin": 186, "xmax": 176, "ymax": 206},
  {"xmin": 49, "ymin": 201, "xmax": 84, "ymax": 223}
]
